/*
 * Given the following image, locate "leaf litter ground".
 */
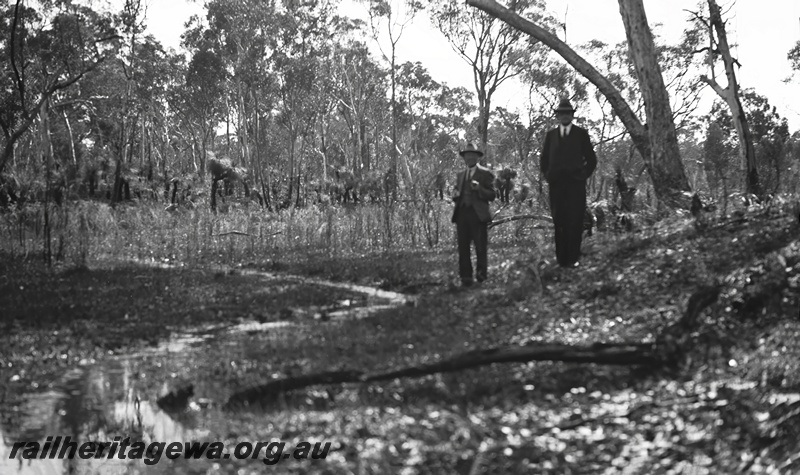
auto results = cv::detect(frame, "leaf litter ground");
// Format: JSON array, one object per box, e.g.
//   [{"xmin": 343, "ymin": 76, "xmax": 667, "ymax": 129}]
[{"xmin": 0, "ymin": 206, "xmax": 798, "ymax": 473}]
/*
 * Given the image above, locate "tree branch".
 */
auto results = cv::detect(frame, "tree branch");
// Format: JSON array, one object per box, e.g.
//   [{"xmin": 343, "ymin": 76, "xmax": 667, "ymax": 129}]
[
  {"xmin": 464, "ymin": 0, "xmax": 651, "ymax": 163},
  {"xmin": 488, "ymin": 214, "xmax": 552, "ymax": 228},
  {"xmin": 699, "ymin": 75, "xmax": 726, "ymax": 99},
  {"xmin": 0, "ymin": 57, "xmax": 106, "ymax": 175},
  {"xmin": 223, "ymin": 285, "xmax": 722, "ymax": 410}
]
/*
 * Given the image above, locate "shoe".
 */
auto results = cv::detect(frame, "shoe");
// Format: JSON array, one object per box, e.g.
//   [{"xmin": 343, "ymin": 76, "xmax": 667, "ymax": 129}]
[{"xmin": 461, "ymin": 279, "xmax": 474, "ymax": 287}]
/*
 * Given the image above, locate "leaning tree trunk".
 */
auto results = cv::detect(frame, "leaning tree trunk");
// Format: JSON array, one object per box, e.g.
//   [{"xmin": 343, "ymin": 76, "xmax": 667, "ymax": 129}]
[
  {"xmin": 464, "ymin": 0, "xmax": 649, "ymax": 159},
  {"xmin": 465, "ymin": 0, "xmax": 693, "ymax": 209},
  {"xmin": 701, "ymin": 0, "xmax": 761, "ymax": 199},
  {"xmin": 617, "ymin": 0, "xmax": 692, "ymax": 209}
]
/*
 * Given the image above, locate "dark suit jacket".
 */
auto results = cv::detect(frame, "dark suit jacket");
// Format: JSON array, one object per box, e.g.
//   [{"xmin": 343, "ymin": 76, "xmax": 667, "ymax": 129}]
[
  {"xmin": 451, "ymin": 165, "xmax": 496, "ymax": 223},
  {"xmin": 540, "ymin": 125, "xmax": 598, "ymax": 183}
]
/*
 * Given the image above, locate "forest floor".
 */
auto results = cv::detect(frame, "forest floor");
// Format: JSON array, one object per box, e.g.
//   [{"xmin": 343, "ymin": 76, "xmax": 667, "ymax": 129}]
[{"xmin": 1, "ymin": 203, "xmax": 799, "ymax": 474}]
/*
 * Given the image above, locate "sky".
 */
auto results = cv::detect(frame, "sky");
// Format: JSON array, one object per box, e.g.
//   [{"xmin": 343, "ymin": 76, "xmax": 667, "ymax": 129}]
[{"xmin": 138, "ymin": 0, "xmax": 800, "ymax": 131}]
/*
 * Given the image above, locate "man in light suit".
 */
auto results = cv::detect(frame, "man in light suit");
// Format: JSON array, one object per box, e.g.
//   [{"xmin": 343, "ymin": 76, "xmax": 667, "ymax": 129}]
[
  {"xmin": 452, "ymin": 143, "xmax": 496, "ymax": 286},
  {"xmin": 540, "ymin": 98, "xmax": 598, "ymax": 268}
]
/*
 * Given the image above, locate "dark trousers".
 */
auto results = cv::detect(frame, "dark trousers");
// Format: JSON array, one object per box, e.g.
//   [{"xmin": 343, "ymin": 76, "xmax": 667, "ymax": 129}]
[
  {"xmin": 548, "ymin": 179, "xmax": 586, "ymax": 266},
  {"xmin": 455, "ymin": 206, "xmax": 488, "ymax": 282}
]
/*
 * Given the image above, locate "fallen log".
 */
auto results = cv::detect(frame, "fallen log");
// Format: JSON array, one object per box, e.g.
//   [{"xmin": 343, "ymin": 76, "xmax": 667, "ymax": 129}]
[
  {"xmin": 489, "ymin": 214, "xmax": 552, "ymax": 228},
  {"xmin": 215, "ymin": 231, "xmax": 250, "ymax": 237},
  {"xmin": 224, "ymin": 342, "xmax": 658, "ymax": 410},
  {"xmin": 361, "ymin": 342, "xmax": 657, "ymax": 381},
  {"xmin": 223, "ymin": 286, "xmax": 721, "ymax": 410},
  {"xmin": 225, "ymin": 370, "xmax": 363, "ymax": 410}
]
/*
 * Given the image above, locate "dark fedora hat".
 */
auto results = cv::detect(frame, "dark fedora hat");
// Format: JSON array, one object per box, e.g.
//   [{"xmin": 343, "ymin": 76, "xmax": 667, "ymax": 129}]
[
  {"xmin": 553, "ymin": 98, "xmax": 576, "ymax": 113},
  {"xmin": 459, "ymin": 142, "xmax": 484, "ymax": 157}
]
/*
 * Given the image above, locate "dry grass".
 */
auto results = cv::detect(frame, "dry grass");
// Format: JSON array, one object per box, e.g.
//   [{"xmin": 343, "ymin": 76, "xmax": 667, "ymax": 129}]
[{"xmin": 0, "ymin": 199, "xmax": 545, "ymax": 268}]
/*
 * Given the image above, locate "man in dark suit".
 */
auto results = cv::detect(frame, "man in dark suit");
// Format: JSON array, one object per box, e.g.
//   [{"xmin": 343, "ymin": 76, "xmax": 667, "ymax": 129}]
[
  {"xmin": 452, "ymin": 143, "xmax": 496, "ymax": 286},
  {"xmin": 540, "ymin": 98, "xmax": 598, "ymax": 268}
]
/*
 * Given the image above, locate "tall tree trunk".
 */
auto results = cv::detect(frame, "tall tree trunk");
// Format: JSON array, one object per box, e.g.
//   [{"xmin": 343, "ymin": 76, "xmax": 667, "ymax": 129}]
[
  {"xmin": 61, "ymin": 109, "xmax": 77, "ymax": 166},
  {"xmin": 465, "ymin": 0, "xmax": 648, "ymax": 159},
  {"xmin": 112, "ymin": 117, "xmax": 126, "ymax": 204},
  {"xmin": 139, "ymin": 119, "xmax": 146, "ymax": 178},
  {"xmin": 360, "ymin": 122, "xmax": 369, "ymax": 172},
  {"xmin": 200, "ymin": 129, "xmax": 209, "ymax": 177},
  {"xmin": 41, "ymin": 99, "xmax": 53, "ymax": 266},
  {"xmin": 700, "ymin": 0, "xmax": 761, "ymax": 198},
  {"xmin": 161, "ymin": 123, "xmax": 169, "ymax": 199},
  {"xmin": 287, "ymin": 126, "xmax": 295, "ymax": 206},
  {"xmin": 617, "ymin": 0, "xmax": 691, "ymax": 208},
  {"xmin": 480, "ymin": 94, "xmax": 491, "ymax": 154},
  {"xmin": 465, "ymin": 0, "xmax": 693, "ymax": 209},
  {"xmin": 146, "ymin": 126, "xmax": 153, "ymax": 181},
  {"xmin": 476, "ymin": 80, "xmax": 489, "ymax": 152},
  {"xmin": 321, "ymin": 124, "xmax": 329, "ymax": 182},
  {"xmin": 390, "ymin": 46, "xmax": 398, "ymax": 201},
  {"xmin": 253, "ymin": 92, "xmax": 270, "ymax": 209},
  {"xmin": 237, "ymin": 84, "xmax": 251, "ymax": 170}
]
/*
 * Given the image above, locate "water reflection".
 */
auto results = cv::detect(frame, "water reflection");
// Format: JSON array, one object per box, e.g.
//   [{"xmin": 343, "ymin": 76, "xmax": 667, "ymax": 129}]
[
  {"xmin": 0, "ymin": 360, "xmax": 199, "ymax": 474},
  {"xmin": 1, "ymin": 274, "xmax": 411, "ymax": 474}
]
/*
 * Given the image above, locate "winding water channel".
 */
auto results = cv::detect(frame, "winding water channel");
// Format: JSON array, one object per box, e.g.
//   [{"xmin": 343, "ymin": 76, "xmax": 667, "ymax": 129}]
[{"xmin": 1, "ymin": 268, "xmax": 414, "ymax": 474}]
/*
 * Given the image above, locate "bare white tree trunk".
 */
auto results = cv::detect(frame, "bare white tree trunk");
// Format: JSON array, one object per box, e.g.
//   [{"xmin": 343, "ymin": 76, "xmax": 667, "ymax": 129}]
[
  {"xmin": 466, "ymin": 0, "xmax": 693, "ymax": 208},
  {"xmin": 617, "ymin": 0, "xmax": 691, "ymax": 208},
  {"xmin": 699, "ymin": 0, "xmax": 761, "ymax": 198}
]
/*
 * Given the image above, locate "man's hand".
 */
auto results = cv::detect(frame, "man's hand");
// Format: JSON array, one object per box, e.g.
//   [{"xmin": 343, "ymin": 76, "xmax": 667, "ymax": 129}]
[{"xmin": 470, "ymin": 180, "xmax": 479, "ymax": 191}]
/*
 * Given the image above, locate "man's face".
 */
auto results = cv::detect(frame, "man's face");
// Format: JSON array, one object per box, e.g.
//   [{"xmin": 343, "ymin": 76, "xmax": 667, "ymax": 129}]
[
  {"xmin": 556, "ymin": 111, "xmax": 574, "ymax": 126},
  {"xmin": 462, "ymin": 152, "xmax": 480, "ymax": 168}
]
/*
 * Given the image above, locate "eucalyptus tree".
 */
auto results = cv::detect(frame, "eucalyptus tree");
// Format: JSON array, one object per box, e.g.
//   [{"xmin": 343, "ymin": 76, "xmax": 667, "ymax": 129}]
[
  {"xmin": 428, "ymin": 0, "xmax": 547, "ymax": 156},
  {"xmin": 489, "ymin": 107, "xmax": 535, "ymax": 168},
  {"xmin": 709, "ymin": 91, "xmax": 791, "ymax": 195},
  {"xmin": 398, "ymin": 71, "xmax": 476, "ymax": 187},
  {"xmin": 194, "ymin": 0, "xmax": 283, "ymax": 207},
  {"xmin": 133, "ymin": 41, "xmax": 186, "ymax": 188},
  {"xmin": 179, "ymin": 48, "xmax": 228, "ymax": 179},
  {"xmin": 514, "ymin": 50, "xmax": 586, "ymax": 186},
  {"xmin": 0, "ymin": 0, "xmax": 119, "ymax": 179},
  {"xmin": 465, "ymin": 0, "xmax": 694, "ymax": 209},
  {"xmin": 394, "ymin": 61, "xmax": 474, "ymax": 190},
  {"xmin": 398, "ymin": 63, "xmax": 474, "ymax": 149},
  {"xmin": 616, "ymin": 0, "xmax": 690, "ymax": 207},
  {"xmin": 519, "ymin": 50, "xmax": 587, "ymax": 120},
  {"xmin": 363, "ymin": 0, "xmax": 424, "ymax": 199},
  {"xmin": 75, "ymin": 32, "xmax": 180, "ymax": 202},
  {"xmin": 333, "ymin": 40, "xmax": 388, "ymax": 177},
  {"xmin": 545, "ymin": 32, "xmax": 705, "ymax": 203},
  {"xmin": 104, "ymin": 0, "xmax": 143, "ymax": 203},
  {"xmin": 688, "ymin": 0, "xmax": 762, "ymax": 199},
  {"xmin": 395, "ymin": 61, "xmax": 440, "ymax": 168},
  {"xmin": 703, "ymin": 121, "xmax": 732, "ymax": 210},
  {"xmin": 178, "ymin": 13, "xmax": 230, "ymax": 180},
  {"xmin": 272, "ymin": 0, "xmax": 353, "ymax": 206}
]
